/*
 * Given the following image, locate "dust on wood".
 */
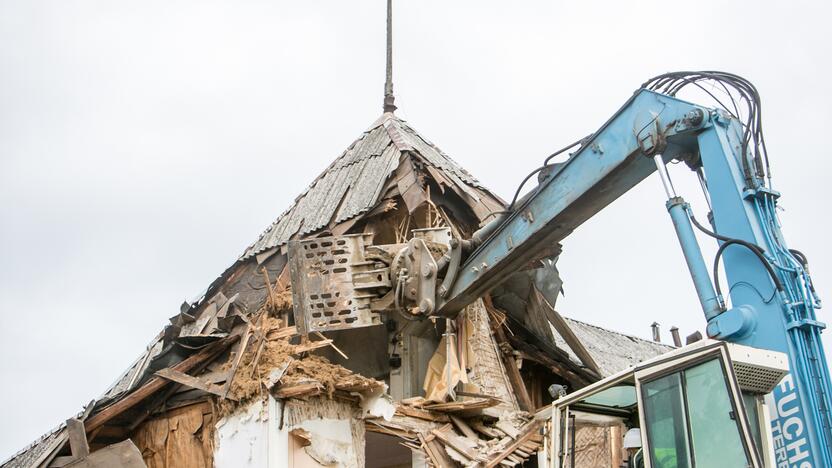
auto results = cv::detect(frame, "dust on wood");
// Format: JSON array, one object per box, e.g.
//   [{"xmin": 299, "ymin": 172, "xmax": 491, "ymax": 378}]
[{"xmin": 218, "ymin": 314, "xmax": 380, "ymax": 416}]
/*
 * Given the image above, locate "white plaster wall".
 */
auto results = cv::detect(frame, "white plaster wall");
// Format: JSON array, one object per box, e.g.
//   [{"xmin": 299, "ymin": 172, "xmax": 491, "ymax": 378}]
[{"xmin": 215, "ymin": 397, "xmax": 290, "ymax": 468}]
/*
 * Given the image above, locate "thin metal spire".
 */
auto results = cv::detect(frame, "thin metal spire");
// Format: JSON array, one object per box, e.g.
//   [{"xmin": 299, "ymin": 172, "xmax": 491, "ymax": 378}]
[{"xmin": 383, "ymin": 0, "xmax": 397, "ymax": 113}]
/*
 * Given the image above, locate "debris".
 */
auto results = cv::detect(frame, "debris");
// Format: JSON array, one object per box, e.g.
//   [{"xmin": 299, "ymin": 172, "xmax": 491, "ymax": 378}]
[
  {"xmin": 154, "ymin": 368, "xmax": 229, "ymax": 399},
  {"xmin": 61, "ymin": 440, "xmax": 145, "ymax": 468},
  {"xmin": 83, "ymin": 334, "xmax": 239, "ymax": 434},
  {"xmin": 64, "ymin": 419, "xmax": 89, "ymax": 460},
  {"xmin": 266, "ymin": 357, "xmax": 294, "ymax": 389}
]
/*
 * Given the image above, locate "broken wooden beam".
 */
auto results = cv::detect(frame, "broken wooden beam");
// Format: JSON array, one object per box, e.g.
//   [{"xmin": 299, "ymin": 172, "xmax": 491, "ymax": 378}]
[
  {"xmin": 221, "ymin": 320, "xmax": 255, "ymax": 398},
  {"xmin": 485, "ymin": 420, "xmax": 544, "ymax": 467},
  {"xmin": 84, "ymin": 334, "xmax": 238, "ymax": 434},
  {"xmin": 65, "ymin": 418, "xmax": 89, "ymax": 460},
  {"xmin": 62, "ymin": 440, "xmax": 145, "ymax": 468},
  {"xmin": 449, "ymin": 415, "xmax": 479, "ymax": 440},
  {"xmin": 488, "ymin": 309, "xmax": 534, "ymax": 412},
  {"xmin": 395, "ymin": 405, "xmax": 450, "ymax": 423},
  {"xmin": 422, "ymin": 396, "xmax": 500, "ymax": 413},
  {"xmin": 267, "ymin": 325, "xmax": 298, "ymax": 340},
  {"xmin": 531, "ymin": 286, "xmax": 601, "ymax": 375},
  {"xmin": 154, "ymin": 368, "xmax": 230, "ymax": 400},
  {"xmin": 293, "ymin": 338, "xmax": 334, "ymax": 354},
  {"xmin": 431, "ymin": 426, "xmax": 482, "ymax": 462},
  {"xmin": 272, "ymin": 382, "xmax": 323, "ymax": 399},
  {"xmin": 418, "ymin": 433, "xmax": 454, "ymax": 468}
]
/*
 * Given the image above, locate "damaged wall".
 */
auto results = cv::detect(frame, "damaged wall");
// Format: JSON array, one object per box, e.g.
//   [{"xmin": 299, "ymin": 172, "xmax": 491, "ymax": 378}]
[
  {"xmin": 284, "ymin": 397, "xmax": 365, "ymax": 468},
  {"xmin": 131, "ymin": 401, "xmax": 215, "ymax": 468}
]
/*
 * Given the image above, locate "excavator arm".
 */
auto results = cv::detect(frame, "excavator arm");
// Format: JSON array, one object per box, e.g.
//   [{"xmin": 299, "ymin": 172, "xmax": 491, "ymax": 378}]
[{"xmin": 288, "ymin": 74, "xmax": 832, "ymax": 465}]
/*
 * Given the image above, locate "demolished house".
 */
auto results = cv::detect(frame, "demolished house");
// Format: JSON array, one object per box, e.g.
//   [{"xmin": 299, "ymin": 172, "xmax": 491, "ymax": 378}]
[{"xmin": 2, "ymin": 6, "xmax": 673, "ymax": 468}]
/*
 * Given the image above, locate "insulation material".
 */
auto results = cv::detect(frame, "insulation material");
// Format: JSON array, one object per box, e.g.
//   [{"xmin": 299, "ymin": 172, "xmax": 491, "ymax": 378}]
[
  {"xmin": 285, "ymin": 397, "xmax": 365, "ymax": 467},
  {"xmin": 131, "ymin": 402, "xmax": 214, "ymax": 468},
  {"xmin": 219, "ymin": 315, "xmax": 382, "ymax": 416},
  {"xmin": 423, "ymin": 334, "xmax": 467, "ymax": 402}
]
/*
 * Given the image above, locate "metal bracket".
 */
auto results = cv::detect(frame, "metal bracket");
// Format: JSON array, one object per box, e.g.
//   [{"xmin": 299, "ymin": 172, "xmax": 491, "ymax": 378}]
[
  {"xmin": 408, "ymin": 237, "xmax": 437, "ymax": 316},
  {"xmin": 438, "ymin": 238, "xmax": 462, "ymax": 299}
]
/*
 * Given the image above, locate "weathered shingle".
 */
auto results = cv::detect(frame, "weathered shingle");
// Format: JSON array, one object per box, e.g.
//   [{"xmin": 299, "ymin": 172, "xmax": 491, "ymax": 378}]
[
  {"xmin": 242, "ymin": 113, "xmax": 495, "ymax": 258},
  {"xmin": 554, "ymin": 317, "xmax": 674, "ymax": 377}
]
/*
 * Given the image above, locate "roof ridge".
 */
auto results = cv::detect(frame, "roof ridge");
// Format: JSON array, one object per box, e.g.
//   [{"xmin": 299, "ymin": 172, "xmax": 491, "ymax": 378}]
[{"xmin": 563, "ymin": 315, "xmax": 674, "ymax": 349}]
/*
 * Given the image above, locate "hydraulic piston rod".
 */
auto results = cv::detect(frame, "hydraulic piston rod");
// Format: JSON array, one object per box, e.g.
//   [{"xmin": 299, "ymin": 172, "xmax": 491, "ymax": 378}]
[{"xmin": 653, "ymin": 155, "xmax": 723, "ymax": 320}]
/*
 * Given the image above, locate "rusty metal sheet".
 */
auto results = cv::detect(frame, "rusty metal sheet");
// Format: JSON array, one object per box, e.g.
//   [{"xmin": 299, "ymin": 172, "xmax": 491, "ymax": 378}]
[{"xmin": 288, "ymin": 234, "xmax": 385, "ymax": 333}]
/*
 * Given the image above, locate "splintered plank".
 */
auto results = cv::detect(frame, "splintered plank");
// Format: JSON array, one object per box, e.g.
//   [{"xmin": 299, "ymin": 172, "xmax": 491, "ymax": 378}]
[
  {"xmin": 154, "ymin": 368, "xmax": 230, "ymax": 399},
  {"xmin": 422, "ymin": 397, "xmax": 500, "ymax": 413},
  {"xmin": 431, "ymin": 426, "xmax": 482, "ymax": 462},
  {"xmin": 272, "ymin": 382, "xmax": 323, "ymax": 398},
  {"xmin": 418, "ymin": 433, "xmax": 454, "ymax": 468},
  {"xmin": 449, "ymin": 415, "xmax": 479, "ymax": 440},
  {"xmin": 65, "ymin": 418, "xmax": 89, "ymax": 459},
  {"xmin": 531, "ymin": 286, "xmax": 601, "ymax": 375},
  {"xmin": 221, "ymin": 320, "xmax": 256, "ymax": 398},
  {"xmin": 84, "ymin": 334, "xmax": 239, "ymax": 433},
  {"xmin": 470, "ymin": 419, "xmax": 501, "ymax": 439},
  {"xmin": 485, "ymin": 420, "xmax": 544, "ymax": 468},
  {"xmin": 395, "ymin": 405, "xmax": 450, "ymax": 423},
  {"xmin": 267, "ymin": 325, "xmax": 298, "ymax": 340},
  {"xmin": 293, "ymin": 339, "xmax": 333, "ymax": 354}
]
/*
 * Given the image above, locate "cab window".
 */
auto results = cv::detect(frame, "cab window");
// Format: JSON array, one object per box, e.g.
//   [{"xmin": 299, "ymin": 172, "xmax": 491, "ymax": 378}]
[{"xmin": 641, "ymin": 358, "xmax": 750, "ymax": 468}]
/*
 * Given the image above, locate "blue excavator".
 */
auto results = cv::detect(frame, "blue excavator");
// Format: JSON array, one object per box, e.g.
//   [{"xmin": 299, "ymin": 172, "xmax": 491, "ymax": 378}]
[{"xmin": 289, "ymin": 72, "xmax": 831, "ymax": 466}]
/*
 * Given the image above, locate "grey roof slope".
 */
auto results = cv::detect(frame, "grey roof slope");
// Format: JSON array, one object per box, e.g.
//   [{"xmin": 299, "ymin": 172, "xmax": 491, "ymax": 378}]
[
  {"xmin": 242, "ymin": 113, "xmax": 489, "ymax": 259},
  {"xmin": 1, "ymin": 112, "xmax": 503, "ymax": 467},
  {"xmin": 554, "ymin": 317, "xmax": 675, "ymax": 377}
]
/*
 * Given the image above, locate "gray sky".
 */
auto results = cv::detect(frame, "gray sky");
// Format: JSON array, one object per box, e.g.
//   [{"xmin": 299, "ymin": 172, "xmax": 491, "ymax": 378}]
[{"xmin": 2, "ymin": 0, "xmax": 830, "ymax": 459}]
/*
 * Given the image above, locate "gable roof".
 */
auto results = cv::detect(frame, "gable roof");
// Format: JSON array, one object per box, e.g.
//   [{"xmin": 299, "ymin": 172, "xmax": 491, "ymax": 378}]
[{"xmin": 242, "ymin": 112, "xmax": 494, "ymax": 259}]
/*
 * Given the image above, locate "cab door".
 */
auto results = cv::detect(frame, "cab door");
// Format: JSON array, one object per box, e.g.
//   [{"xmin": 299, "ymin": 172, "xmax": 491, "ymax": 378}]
[{"xmin": 634, "ymin": 345, "xmax": 761, "ymax": 468}]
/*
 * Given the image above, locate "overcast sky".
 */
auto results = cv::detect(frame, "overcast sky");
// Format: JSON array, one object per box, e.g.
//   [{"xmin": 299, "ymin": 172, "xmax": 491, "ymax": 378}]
[{"xmin": 2, "ymin": 0, "xmax": 831, "ymax": 459}]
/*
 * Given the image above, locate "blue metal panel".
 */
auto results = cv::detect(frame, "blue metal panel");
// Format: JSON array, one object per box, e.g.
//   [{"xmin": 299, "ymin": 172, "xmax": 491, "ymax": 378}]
[
  {"xmin": 438, "ymin": 90, "xmax": 706, "ymax": 313},
  {"xmin": 698, "ymin": 119, "xmax": 832, "ymax": 466}
]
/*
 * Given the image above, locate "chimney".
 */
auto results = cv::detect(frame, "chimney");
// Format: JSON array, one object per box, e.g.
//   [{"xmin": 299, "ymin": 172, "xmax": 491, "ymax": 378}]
[
  {"xmin": 651, "ymin": 322, "xmax": 661, "ymax": 343},
  {"xmin": 686, "ymin": 331, "xmax": 703, "ymax": 345},
  {"xmin": 670, "ymin": 326, "xmax": 682, "ymax": 347}
]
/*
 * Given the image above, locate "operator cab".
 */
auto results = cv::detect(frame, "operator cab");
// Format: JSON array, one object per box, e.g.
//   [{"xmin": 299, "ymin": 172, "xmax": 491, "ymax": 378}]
[{"xmin": 541, "ymin": 339, "xmax": 788, "ymax": 468}]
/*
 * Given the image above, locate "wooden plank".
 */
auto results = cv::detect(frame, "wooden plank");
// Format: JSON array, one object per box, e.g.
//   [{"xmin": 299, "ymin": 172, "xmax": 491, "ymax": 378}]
[
  {"xmin": 485, "ymin": 420, "xmax": 544, "ymax": 468},
  {"xmin": 273, "ymin": 382, "xmax": 323, "ymax": 398},
  {"xmin": 314, "ymin": 331, "xmax": 349, "ymax": 359},
  {"xmin": 84, "ymin": 334, "xmax": 238, "ymax": 433},
  {"xmin": 495, "ymin": 420, "xmax": 520, "ymax": 439},
  {"xmin": 418, "ymin": 433, "xmax": 453, "ymax": 468},
  {"xmin": 249, "ymin": 314, "xmax": 270, "ymax": 378},
  {"xmin": 154, "ymin": 368, "xmax": 228, "ymax": 399},
  {"xmin": 422, "ymin": 397, "xmax": 499, "ymax": 413},
  {"xmin": 449, "ymin": 415, "xmax": 479, "ymax": 440},
  {"xmin": 65, "ymin": 418, "xmax": 89, "ymax": 459},
  {"xmin": 395, "ymin": 405, "xmax": 450, "ymax": 423},
  {"xmin": 531, "ymin": 286, "xmax": 601, "ymax": 375},
  {"xmin": 470, "ymin": 419, "xmax": 501, "ymax": 439},
  {"xmin": 431, "ymin": 427, "xmax": 481, "ymax": 461},
  {"xmin": 267, "ymin": 325, "xmax": 298, "ymax": 340},
  {"xmin": 64, "ymin": 440, "xmax": 144, "ymax": 468},
  {"xmin": 489, "ymin": 312, "xmax": 534, "ymax": 412},
  {"xmin": 221, "ymin": 321, "xmax": 254, "ymax": 398},
  {"xmin": 293, "ymin": 339, "xmax": 333, "ymax": 354}
]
